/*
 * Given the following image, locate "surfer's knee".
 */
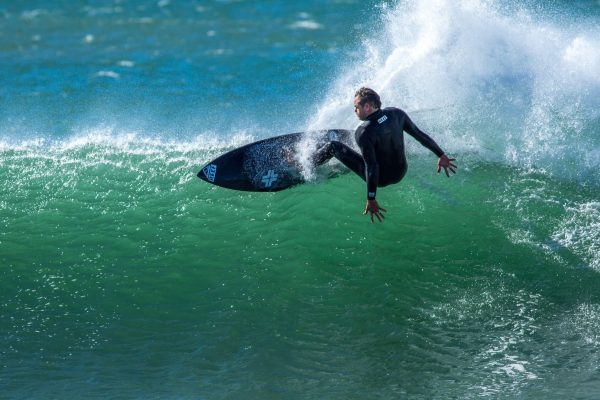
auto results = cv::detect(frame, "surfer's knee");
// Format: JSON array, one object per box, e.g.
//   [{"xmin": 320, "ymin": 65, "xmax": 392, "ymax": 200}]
[
  {"xmin": 313, "ymin": 141, "xmax": 352, "ymax": 166},
  {"xmin": 329, "ymin": 140, "xmax": 349, "ymax": 156},
  {"xmin": 312, "ymin": 141, "xmax": 334, "ymax": 166}
]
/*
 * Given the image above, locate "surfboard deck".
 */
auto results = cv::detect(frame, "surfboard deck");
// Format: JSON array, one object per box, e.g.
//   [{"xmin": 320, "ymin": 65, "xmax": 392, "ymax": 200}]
[{"xmin": 197, "ymin": 129, "xmax": 353, "ymax": 192}]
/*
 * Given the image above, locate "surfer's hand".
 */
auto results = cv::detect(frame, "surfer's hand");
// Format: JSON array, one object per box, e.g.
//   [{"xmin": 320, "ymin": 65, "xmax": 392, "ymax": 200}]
[
  {"xmin": 437, "ymin": 154, "xmax": 457, "ymax": 177},
  {"xmin": 364, "ymin": 199, "xmax": 386, "ymax": 223}
]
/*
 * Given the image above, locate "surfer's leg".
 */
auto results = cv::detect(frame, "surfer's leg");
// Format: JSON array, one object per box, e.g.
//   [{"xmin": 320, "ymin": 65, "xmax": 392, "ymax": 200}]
[
  {"xmin": 313, "ymin": 141, "xmax": 366, "ymax": 181},
  {"xmin": 312, "ymin": 141, "xmax": 335, "ymax": 165}
]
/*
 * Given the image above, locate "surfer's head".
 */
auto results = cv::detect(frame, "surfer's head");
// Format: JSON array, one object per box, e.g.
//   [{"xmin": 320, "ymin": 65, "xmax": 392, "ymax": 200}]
[{"xmin": 354, "ymin": 87, "xmax": 381, "ymax": 120}]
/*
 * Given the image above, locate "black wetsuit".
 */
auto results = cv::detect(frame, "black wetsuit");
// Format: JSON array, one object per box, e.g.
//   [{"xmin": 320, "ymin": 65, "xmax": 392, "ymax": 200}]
[{"xmin": 314, "ymin": 107, "xmax": 444, "ymax": 200}]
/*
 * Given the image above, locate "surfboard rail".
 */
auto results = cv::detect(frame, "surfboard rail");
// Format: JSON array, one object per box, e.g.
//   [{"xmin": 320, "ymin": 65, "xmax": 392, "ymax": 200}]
[{"xmin": 197, "ymin": 129, "xmax": 353, "ymax": 192}]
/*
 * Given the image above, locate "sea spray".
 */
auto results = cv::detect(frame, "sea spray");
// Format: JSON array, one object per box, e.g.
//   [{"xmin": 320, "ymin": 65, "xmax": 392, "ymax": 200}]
[{"xmin": 309, "ymin": 0, "xmax": 600, "ymax": 185}]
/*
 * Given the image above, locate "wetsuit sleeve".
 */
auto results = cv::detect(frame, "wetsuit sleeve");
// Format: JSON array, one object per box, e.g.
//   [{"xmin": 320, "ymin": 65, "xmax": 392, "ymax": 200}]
[
  {"xmin": 356, "ymin": 127, "xmax": 379, "ymax": 200},
  {"xmin": 401, "ymin": 111, "xmax": 445, "ymax": 157}
]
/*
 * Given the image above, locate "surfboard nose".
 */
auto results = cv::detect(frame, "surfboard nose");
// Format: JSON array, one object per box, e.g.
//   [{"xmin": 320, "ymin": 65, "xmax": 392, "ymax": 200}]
[{"xmin": 198, "ymin": 163, "xmax": 218, "ymax": 183}]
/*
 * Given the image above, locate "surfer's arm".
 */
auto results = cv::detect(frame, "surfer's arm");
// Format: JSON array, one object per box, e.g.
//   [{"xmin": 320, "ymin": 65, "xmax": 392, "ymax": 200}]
[
  {"xmin": 357, "ymin": 133, "xmax": 387, "ymax": 223},
  {"xmin": 401, "ymin": 111, "xmax": 445, "ymax": 158},
  {"xmin": 357, "ymin": 133, "xmax": 379, "ymax": 200},
  {"xmin": 401, "ymin": 110, "xmax": 457, "ymax": 176}
]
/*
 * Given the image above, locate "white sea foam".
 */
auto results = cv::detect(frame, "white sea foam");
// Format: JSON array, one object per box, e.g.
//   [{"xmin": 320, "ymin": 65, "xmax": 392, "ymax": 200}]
[
  {"xmin": 96, "ymin": 71, "xmax": 120, "ymax": 79},
  {"xmin": 493, "ymin": 167, "xmax": 600, "ymax": 274},
  {"xmin": 563, "ymin": 303, "xmax": 600, "ymax": 347},
  {"xmin": 289, "ymin": 20, "xmax": 322, "ymax": 30},
  {"xmin": 308, "ymin": 0, "xmax": 600, "ymax": 184},
  {"xmin": 21, "ymin": 9, "xmax": 48, "ymax": 20},
  {"xmin": 552, "ymin": 202, "xmax": 600, "ymax": 271},
  {"xmin": 0, "ymin": 126, "xmax": 255, "ymax": 164}
]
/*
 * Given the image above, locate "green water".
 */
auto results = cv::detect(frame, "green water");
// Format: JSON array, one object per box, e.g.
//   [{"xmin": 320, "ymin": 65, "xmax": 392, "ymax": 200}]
[{"xmin": 3, "ymin": 142, "xmax": 600, "ymax": 398}]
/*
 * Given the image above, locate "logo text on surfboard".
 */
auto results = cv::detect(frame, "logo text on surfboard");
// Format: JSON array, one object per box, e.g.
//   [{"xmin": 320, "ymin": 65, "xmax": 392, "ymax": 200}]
[
  {"xmin": 261, "ymin": 170, "xmax": 278, "ymax": 187},
  {"xmin": 203, "ymin": 164, "xmax": 217, "ymax": 182}
]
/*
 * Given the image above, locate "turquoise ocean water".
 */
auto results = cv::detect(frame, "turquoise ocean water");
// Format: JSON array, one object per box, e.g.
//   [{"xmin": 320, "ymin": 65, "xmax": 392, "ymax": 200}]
[{"xmin": 2, "ymin": 1, "xmax": 600, "ymax": 398}]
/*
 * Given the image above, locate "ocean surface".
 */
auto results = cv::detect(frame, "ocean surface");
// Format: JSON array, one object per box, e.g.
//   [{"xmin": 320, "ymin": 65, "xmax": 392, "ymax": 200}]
[{"xmin": 2, "ymin": 0, "xmax": 600, "ymax": 398}]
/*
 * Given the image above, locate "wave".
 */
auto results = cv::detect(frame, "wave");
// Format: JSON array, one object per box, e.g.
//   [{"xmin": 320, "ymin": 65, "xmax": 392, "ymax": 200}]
[
  {"xmin": 0, "ymin": 126, "xmax": 256, "ymax": 159},
  {"xmin": 309, "ymin": 0, "xmax": 600, "ymax": 185},
  {"xmin": 0, "ymin": 126, "xmax": 257, "ymax": 213}
]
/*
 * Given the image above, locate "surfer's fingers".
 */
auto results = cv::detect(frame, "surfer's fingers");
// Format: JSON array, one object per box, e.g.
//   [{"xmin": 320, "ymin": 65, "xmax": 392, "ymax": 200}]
[{"xmin": 379, "ymin": 207, "xmax": 387, "ymax": 213}]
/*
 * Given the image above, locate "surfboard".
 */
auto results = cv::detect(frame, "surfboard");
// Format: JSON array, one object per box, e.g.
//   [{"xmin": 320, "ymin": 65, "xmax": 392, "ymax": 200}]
[{"xmin": 197, "ymin": 129, "xmax": 353, "ymax": 192}]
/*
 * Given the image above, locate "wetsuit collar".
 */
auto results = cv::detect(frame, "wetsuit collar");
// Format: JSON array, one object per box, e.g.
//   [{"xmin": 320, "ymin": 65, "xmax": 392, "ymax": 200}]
[{"xmin": 366, "ymin": 108, "xmax": 383, "ymax": 121}]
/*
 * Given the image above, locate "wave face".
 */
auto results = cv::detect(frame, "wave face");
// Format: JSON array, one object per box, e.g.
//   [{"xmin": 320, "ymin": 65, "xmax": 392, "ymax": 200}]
[{"xmin": 2, "ymin": 1, "xmax": 600, "ymax": 399}]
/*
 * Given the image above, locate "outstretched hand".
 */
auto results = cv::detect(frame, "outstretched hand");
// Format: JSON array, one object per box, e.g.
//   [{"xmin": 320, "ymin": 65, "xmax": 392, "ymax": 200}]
[
  {"xmin": 364, "ymin": 199, "xmax": 386, "ymax": 223},
  {"xmin": 437, "ymin": 154, "xmax": 457, "ymax": 177}
]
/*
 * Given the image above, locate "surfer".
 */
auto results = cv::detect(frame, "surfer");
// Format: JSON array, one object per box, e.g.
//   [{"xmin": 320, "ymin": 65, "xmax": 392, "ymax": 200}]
[{"xmin": 314, "ymin": 87, "xmax": 457, "ymax": 223}]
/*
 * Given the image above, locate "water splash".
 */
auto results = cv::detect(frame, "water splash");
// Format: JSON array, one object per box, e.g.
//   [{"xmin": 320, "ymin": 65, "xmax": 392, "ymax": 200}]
[{"xmin": 309, "ymin": 0, "xmax": 600, "ymax": 185}]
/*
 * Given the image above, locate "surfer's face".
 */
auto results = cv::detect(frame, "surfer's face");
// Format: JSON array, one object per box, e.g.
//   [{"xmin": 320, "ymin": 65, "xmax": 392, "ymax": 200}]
[
  {"xmin": 354, "ymin": 96, "xmax": 373, "ymax": 120},
  {"xmin": 354, "ymin": 96, "xmax": 368, "ymax": 120}
]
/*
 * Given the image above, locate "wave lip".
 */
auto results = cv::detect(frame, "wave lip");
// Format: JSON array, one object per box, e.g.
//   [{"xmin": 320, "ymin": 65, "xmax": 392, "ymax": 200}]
[
  {"xmin": 309, "ymin": 0, "xmax": 600, "ymax": 185},
  {"xmin": 0, "ymin": 126, "xmax": 256, "ymax": 156}
]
